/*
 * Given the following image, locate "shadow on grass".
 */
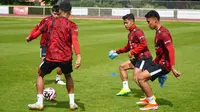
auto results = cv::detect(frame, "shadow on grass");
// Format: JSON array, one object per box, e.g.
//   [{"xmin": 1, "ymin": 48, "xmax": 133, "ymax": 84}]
[
  {"xmin": 44, "ymin": 79, "xmax": 81, "ymax": 85},
  {"xmin": 130, "ymin": 88, "xmax": 144, "ymax": 98},
  {"xmin": 44, "ymin": 79, "xmax": 56, "ymax": 85},
  {"xmin": 45, "ymin": 99, "xmax": 85, "ymax": 111},
  {"xmin": 156, "ymin": 98, "xmax": 173, "ymax": 107}
]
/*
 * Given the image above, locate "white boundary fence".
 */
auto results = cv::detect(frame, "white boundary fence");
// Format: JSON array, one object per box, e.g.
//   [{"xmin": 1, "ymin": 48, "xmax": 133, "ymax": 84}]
[{"xmin": 0, "ymin": 6, "xmax": 200, "ymax": 20}]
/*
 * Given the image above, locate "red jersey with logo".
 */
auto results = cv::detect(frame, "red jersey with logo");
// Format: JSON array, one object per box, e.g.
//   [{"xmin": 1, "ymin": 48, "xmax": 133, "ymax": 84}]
[
  {"xmin": 29, "ymin": 17, "xmax": 80, "ymax": 62},
  {"xmin": 116, "ymin": 25, "xmax": 152, "ymax": 59},
  {"xmin": 154, "ymin": 26, "xmax": 175, "ymax": 71}
]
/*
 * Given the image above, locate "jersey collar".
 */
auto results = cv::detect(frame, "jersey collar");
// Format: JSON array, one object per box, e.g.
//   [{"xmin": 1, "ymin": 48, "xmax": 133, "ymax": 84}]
[{"xmin": 129, "ymin": 24, "xmax": 136, "ymax": 32}]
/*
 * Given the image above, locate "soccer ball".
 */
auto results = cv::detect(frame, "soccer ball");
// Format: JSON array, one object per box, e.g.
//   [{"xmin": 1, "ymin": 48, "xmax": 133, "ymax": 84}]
[{"xmin": 43, "ymin": 87, "xmax": 56, "ymax": 101}]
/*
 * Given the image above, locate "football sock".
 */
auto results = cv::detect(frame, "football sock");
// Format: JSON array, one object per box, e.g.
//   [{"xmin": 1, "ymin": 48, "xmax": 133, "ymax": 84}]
[
  {"xmin": 69, "ymin": 93, "xmax": 75, "ymax": 105},
  {"xmin": 122, "ymin": 81, "xmax": 129, "ymax": 89},
  {"xmin": 147, "ymin": 96, "xmax": 157, "ymax": 104},
  {"xmin": 37, "ymin": 94, "xmax": 43, "ymax": 105},
  {"xmin": 56, "ymin": 74, "xmax": 61, "ymax": 81}
]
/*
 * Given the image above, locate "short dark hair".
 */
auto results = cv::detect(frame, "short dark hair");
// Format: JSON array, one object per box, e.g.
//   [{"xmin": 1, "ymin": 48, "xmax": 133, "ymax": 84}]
[
  {"xmin": 59, "ymin": 1, "xmax": 72, "ymax": 13},
  {"xmin": 52, "ymin": 5, "xmax": 60, "ymax": 12},
  {"xmin": 145, "ymin": 10, "xmax": 160, "ymax": 21},
  {"xmin": 122, "ymin": 13, "xmax": 135, "ymax": 21}
]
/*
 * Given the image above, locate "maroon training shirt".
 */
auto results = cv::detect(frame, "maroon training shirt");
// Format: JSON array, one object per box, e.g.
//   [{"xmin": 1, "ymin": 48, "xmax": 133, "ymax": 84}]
[
  {"xmin": 154, "ymin": 26, "xmax": 175, "ymax": 71},
  {"xmin": 116, "ymin": 24, "xmax": 152, "ymax": 59}
]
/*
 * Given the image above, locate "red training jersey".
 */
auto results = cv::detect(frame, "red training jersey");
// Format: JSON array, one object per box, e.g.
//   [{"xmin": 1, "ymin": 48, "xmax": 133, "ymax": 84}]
[
  {"xmin": 29, "ymin": 16, "xmax": 53, "ymax": 46},
  {"xmin": 29, "ymin": 17, "xmax": 80, "ymax": 62},
  {"xmin": 116, "ymin": 25, "xmax": 152, "ymax": 59},
  {"xmin": 154, "ymin": 26, "xmax": 175, "ymax": 71}
]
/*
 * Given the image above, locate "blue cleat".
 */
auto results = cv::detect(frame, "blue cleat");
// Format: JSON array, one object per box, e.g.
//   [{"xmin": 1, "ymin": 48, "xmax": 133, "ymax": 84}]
[{"xmin": 158, "ymin": 75, "xmax": 168, "ymax": 88}]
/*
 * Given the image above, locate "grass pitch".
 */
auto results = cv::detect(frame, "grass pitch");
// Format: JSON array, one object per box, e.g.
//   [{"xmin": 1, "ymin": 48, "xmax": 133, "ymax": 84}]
[{"xmin": 0, "ymin": 17, "xmax": 200, "ymax": 112}]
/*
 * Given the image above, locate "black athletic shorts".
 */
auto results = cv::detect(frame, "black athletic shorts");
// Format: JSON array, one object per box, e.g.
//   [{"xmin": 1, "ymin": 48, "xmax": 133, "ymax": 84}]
[
  {"xmin": 130, "ymin": 57, "xmax": 152, "ymax": 71},
  {"xmin": 40, "ymin": 46, "xmax": 47, "ymax": 58},
  {"xmin": 39, "ymin": 59, "xmax": 73, "ymax": 75},
  {"xmin": 146, "ymin": 64, "xmax": 170, "ymax": 81}
]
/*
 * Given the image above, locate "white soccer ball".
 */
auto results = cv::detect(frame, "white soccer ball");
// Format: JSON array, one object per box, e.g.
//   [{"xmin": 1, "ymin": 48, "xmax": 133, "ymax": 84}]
[{"xmin": 43, "ymin": 87, "xmax": 56, "ymax": 101}]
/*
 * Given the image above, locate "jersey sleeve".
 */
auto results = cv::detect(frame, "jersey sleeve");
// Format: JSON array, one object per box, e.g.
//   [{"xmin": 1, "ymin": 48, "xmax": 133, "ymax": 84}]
[
  {"xmin": 130, "ymin": 31, "xmax": 147, "ymax": 55},
  {"xmin": 116, "ymin": 41, "xmax": 130, "ymax": 54},
  {"xmin": 28, "ymin": 21, "xmax": 48, "ymax": 40},
  {"xmin": 161, "ymin": 32, "xmax": 175, "ymax": 66},
  {"xmin": 71, "ymin": 23, "xmax": 80, "ymax": 55}
]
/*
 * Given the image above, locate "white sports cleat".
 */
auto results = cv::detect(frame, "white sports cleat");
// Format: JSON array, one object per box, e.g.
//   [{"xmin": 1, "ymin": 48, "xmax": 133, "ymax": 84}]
[
  {"xmin": 70, "ymin": 103, "xmax": 78, "ymax": 110},
  {"xmin": 56, "ymin": 80, "xmax": 66, "ymax": 85},
  {"xmin": 28, "ymin": 102, "xmax": 44, "ymax": 110}
]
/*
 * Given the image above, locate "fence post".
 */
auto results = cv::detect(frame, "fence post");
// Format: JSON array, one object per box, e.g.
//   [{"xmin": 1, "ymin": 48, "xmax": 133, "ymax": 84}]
[
  {"xmin": 43, "ymin": 6, "xmax": 45, "ymax": 16},
  {"xmin": 98, "ymin": 8, "xmax": 100, "ymax": 17}
]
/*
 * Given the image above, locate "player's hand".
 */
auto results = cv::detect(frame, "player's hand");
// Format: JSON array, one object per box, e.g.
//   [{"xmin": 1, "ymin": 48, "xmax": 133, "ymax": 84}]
[
  {"xmin": 26, "ymin": 35, "xmax": 32, "ymax": 42},
  {"xmin": 108, "ymin": 50, "xmax": 118, "ymax": 59},
  {"xmin": 171, "ymin": 66, "xmax": 181, "ymax": 80},
  {"xmin": 128, "ymin": 52, "xmax": 133, "ymax": 58},
  {"xmin": 75, "ymin": 54, "xmax": 81, "ymax": 69}
]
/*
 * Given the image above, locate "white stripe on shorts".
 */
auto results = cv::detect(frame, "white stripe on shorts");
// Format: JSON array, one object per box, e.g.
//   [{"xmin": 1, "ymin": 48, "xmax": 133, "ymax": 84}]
[
  {"xmin": 150, "ymin": 69, "xmax": 162, "ymax": 76},
  {"xmin": 39, "ymin": 61, "xmax": 44, "ymax": 67},
  {"xmin": 139, "ymin": 60, "xmax": 145, "ymax": 69},
  {"xmin": 40, "ymin": 48, "xmax": 42, "ymax": 58}
]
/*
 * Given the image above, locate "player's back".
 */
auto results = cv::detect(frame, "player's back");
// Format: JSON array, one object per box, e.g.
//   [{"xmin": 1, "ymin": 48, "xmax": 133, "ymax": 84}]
[{"xmin": 46, "ymin": 17, "xmax": 76, "ymax": 62}]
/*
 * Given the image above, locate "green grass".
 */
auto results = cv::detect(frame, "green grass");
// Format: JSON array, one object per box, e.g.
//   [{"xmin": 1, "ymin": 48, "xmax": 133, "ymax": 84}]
[{"xmin": 0, "ymin": 17, "xmax": 200, "ymax": 112}]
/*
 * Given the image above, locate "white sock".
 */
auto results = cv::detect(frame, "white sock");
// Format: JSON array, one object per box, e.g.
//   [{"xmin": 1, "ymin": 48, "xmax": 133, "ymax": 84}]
[
  {"xmin": 37, "ymin": 94, "xmax": 43, "ymax": 105},
  {"xmin": 69, "ymin": 93, "xmax": 75, "ymax": 105},
  {"xmin": 147, "ymin": 96, "xmax": 157, "ymax": 104},
  {"xmin": 122, "ymin": 81, "xmax": 129, "ymax": 89},
  {"xmin": 56, "ymin": 74, "xmax": 61, "ymax": 81}
]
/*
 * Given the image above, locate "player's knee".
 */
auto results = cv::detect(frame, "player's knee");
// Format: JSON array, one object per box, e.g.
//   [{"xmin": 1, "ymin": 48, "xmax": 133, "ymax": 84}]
[
  {"xmin": 138, "ymin": 75, "xmax": 146, "ymax": 84},
  {"xmin": 133, "ymin": 75, "xmax": 137, "ymax": 81},
  {"xmin": 119, "ymin": 64, "xmax": 125, "ymax": 70},
  {"xmin": 57, "ymin": 70, "xmax": 62, "ymax": 75},
  {"xmin": 64, "ymin": 74, "xmax": 72, "ymax": 78}
]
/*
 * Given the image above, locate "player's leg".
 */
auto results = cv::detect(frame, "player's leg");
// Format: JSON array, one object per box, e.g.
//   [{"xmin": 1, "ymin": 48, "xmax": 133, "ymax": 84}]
[
  {"xmin": 28, "ymin": 60, "xmax": 57, "ymax": 110},
  {"xmin": 116, "ymin": 60, "xmax": 134, "ymax": 96},
  {"xmin": 137, "ymin": 64, "xmax": 169, "ymax": 110},
  {"xmin": 37, "ymin": 46, "xmax": 46, "ymax": 74},
  {"xmin": 55, "ymin": 67, "xmax": 66, "ymax": 85},
  {"xmin": 133, "ymin": 57, "xmax": 152, "ymax": 87},
  {"xmin": 137, "ymin": 70, "xmax": 158, "ymax": 110},
  {"xmin": 60, "ymin": 61, "xmax": 78, "ymax": 110}
]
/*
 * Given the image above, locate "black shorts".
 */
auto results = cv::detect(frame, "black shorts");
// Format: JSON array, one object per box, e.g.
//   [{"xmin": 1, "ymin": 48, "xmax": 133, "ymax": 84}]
[
  {"xmin": 40, "ymin": 46, "xmax": 47, "ymax": 58},
  {"xmin": 146, "ymin": 64, "xmax": 170, "ymax": 81},
  {"xmin": 39, "ymin": 59, "xmax": 73, "ymax": 75},
  {"xmin": 130, "ymin": 57, "xmax": 152, "ymax": 70}
]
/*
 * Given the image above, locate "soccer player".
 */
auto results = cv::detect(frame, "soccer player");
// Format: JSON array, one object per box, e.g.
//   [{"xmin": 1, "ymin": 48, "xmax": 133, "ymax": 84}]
[
  {"xmin": 27, "ymin": 5, "xmax": 66, "ymax": 85},
  {"xmin": 113, "ymin": 13, "xmax": 153, "ymax": 96},
  {"xmin": 135, "ymin": 10, "xmax": 181, "ymax": 110},
  {"xmin": 27, "ymin": 2, "xmax": 81, "ymax": 110}
]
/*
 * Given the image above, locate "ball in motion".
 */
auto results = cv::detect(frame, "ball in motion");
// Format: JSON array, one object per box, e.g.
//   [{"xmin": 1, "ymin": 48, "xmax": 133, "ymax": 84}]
[{"xmin": 43, "ymin": 87, "xmax": 56, "ymax": 101}]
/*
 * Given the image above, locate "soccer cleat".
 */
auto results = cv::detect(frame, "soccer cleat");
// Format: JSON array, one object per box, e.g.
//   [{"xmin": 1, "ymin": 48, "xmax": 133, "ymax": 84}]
[
  {"xmin": 158, "ymin": 75, "xmax": 168, "ymax": 88},
  {"xmin": 70, "ymin": 103, "xmax": 78, "ymax": 110},
  {"xmin": 137, "ymin": 96, "xmax": 156, "ymax": 105},
  {"xmin": 140, "ymin": 103, "xmax": 158, "ymax": 110},
  {"xmin": 28, "ymin": 102, "xmax": 44, "ymax": 110},
  {"xmin": 116, "ymin": 88, "xmax": 131, "ymax": 96},
  {"xmin": 136, "ymin": 98, "xmax": 149, "ymax": 105},
  {"xmin": 56, "ymin": 80, "xmax": 66, "ymax": 85}
]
